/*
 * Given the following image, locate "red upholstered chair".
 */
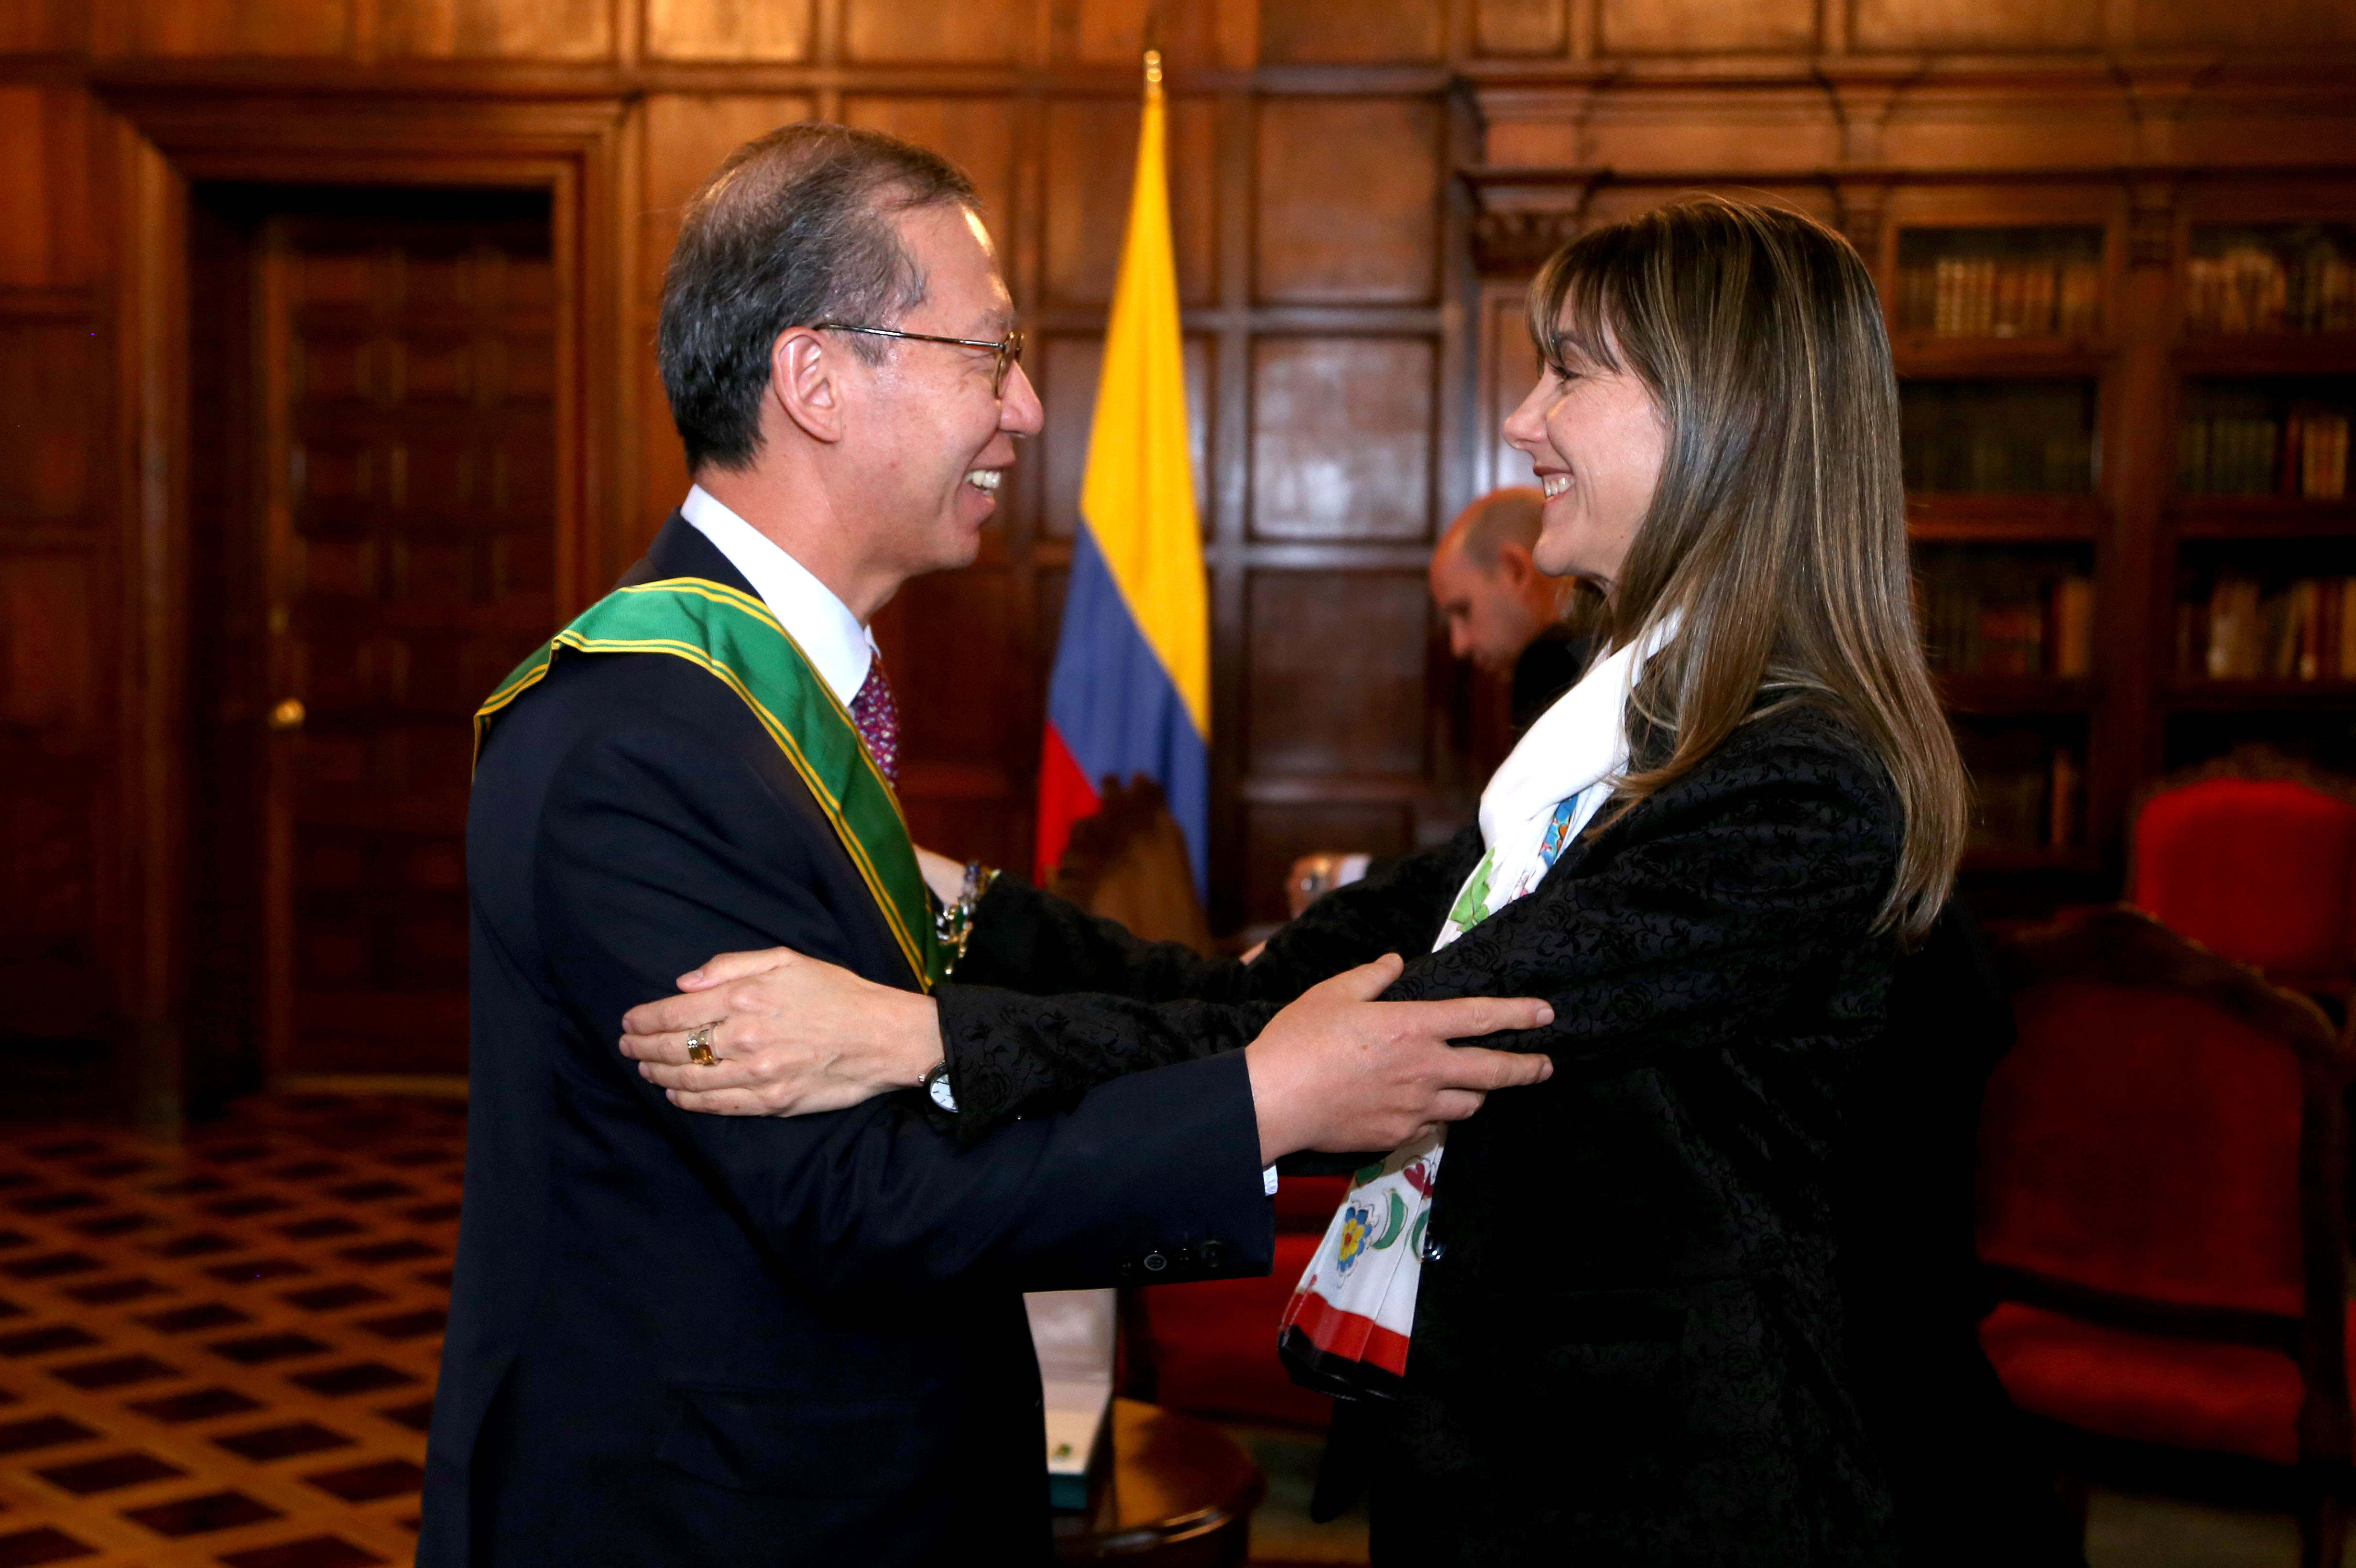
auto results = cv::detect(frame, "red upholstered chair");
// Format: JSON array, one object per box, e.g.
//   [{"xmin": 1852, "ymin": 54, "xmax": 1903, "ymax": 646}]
[
  {"xmin": 1128, "ymin": 1174, "xmax": 1350, "ymax": 1429},
  {"xmin": 1978, "ymin": 908, "xmax": 2356, "ymax": 1568},
  {"xmin": 2129, "ymin": 746, "xmax": 2356, "ymax": 1001}
]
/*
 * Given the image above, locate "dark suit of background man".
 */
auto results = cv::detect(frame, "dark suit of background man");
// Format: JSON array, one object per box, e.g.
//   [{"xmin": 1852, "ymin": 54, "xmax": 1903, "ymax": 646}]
[
  {"xmin": 1428, "ymin": 486, "xmax": 1596, "ymax": 733},
  {"xmin": 419, "ymin": 123, "xmax": 1547, "ymax": 1567}
]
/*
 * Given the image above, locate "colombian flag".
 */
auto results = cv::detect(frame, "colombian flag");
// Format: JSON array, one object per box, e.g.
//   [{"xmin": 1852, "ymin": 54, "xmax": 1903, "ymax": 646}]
[{"xmin": 1034, "ymin": 49, "xmax": 1210, "ymax": 895}]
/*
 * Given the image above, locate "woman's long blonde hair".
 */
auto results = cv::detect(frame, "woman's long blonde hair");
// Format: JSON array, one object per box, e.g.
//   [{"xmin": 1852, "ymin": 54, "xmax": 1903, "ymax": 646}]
[{"xmin": 1528, "ymin": 195, "xmax": 1966, "ymax": 940}]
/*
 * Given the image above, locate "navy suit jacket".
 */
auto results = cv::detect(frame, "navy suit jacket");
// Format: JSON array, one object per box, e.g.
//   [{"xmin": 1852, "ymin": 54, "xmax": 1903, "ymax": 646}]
[{"xmin": 418, "ymin": 515, "xmax": 1271, "ymax": 1568}]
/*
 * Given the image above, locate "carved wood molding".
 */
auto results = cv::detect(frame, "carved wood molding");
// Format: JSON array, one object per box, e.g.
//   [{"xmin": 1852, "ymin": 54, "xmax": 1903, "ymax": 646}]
[
  {"xmin": 2127, "ymin": 177, "xmax": 2177, "ymax": 269},
  {"xmin": 1469, "ymin": 206, "xmax": 1588, "ymax": 274}
]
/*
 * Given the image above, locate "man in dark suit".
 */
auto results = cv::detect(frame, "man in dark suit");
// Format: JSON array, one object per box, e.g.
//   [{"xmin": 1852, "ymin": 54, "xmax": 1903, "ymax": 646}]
[{"xmin": 419, "ymin": 123, "xmax": 1550, "ymax": 1568}]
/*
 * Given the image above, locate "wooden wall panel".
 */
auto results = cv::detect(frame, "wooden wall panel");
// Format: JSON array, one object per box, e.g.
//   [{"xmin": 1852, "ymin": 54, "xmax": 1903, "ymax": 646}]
[
  {"xmin": 647, "ymin": 0, "xmax": 814, "ymax": 61},
  {"xmin": 841, "ymin": 97, "xmax": 1020, "ymax": 241},
  {"xmin": 1039, "ymin": 333, "xmax": 1213, "ymax": 537},
  {"xmin": 2134, "ymin": 0, "xmax": 2356, "ymax": 42},
  {"xmin": 0, "ymin": 320, "xmax": 94, "ymax": 523},
  {"xmin": 1601, "ymin": 0, "xmax": 1815, "ymax": 53},
  {"xmin": 1878, "ymin": 100, "xmax": 2130, "ymax": 171},
  {"xmin": 1260, "ymin": 0, "xmax": 1444, "ymax": 62},
  {"xmin": 121, "ymin": 0, "xmax": 352, "ymax": 55},
  {"xmin": 1851, "ymin": 0, "xmax": 2101, "ymax": 52},
  {"xmin": 843, "ymin": 0, "xmax": 1025, "ymax": 64},
  {"xmin": 1250, "ymin": 337, "xmax": 1434, "ymax": 541},
  {"xmin": 1043, "ymin": 96, "xmax": 1216, "ymax": 307},
  {"xmin": 1052, "ymin": 0, "xmax": 1224, "ymax": 67},
  {"xmin": 1476, "ymin": 0, "xmax": 1571, "ymax": 56},
  {"xmin": 1245, "ymin": 571, "xmax": 1430, "ymax": 776},
  {"xmin": 1582, "ymin": 102, "xmax": 1844, "ymax": 177},
  {"xmin": 375, "ymin": 0, "xmax": 613, "ymax": 59},
  {"xmin": 1255, "ymin": 98, "xmax": 1440, "ymax": 305}
]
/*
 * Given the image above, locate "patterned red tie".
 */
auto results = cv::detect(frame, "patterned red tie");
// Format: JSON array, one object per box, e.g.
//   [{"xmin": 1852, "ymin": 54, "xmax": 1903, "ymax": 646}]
[{"xmin": 849, "ymin": 652, "xmax": 900, "ymax": 790}]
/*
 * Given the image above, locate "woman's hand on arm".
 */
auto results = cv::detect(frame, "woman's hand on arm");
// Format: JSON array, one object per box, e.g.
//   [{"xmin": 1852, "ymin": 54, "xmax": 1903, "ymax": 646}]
[{"xmin": 618, "ymin": 947, "xmax": 941, "ymax": 1115}]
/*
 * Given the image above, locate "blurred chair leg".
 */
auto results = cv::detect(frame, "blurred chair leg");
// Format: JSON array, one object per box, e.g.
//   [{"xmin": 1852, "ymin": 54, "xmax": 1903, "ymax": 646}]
[
  {"xmin": 2298, "ymin": 1478, "xmax": 2346, "ymax": 1568},
  {"xmin": 2051, "ymin": 1462, "xmax": 2091, "ymax": 1549}
]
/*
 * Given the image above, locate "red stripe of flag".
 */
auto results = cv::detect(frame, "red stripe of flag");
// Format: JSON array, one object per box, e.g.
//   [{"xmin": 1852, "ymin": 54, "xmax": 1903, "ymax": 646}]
[{"xmin": 1033, "ymin": 723, "xmax": 1102, "ymax": 885}]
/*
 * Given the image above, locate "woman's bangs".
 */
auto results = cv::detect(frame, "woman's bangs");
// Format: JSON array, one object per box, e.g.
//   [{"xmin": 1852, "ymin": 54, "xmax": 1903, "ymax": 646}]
[{"xmin": 1525, "ymin": 242, "xmax": 1628, "ymax": 376}]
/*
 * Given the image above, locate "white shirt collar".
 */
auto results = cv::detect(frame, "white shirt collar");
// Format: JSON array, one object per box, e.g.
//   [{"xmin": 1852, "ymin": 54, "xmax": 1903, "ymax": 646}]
[{"xmin": 678, "ymin": 485, "xmax": 874, "ymax": 706}]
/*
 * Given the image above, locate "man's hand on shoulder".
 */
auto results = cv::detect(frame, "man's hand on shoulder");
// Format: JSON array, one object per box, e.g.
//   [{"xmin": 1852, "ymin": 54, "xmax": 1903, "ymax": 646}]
[{"xmin": 1244, "ymin": 955, "xmax": 1554, "ymax": 1163}]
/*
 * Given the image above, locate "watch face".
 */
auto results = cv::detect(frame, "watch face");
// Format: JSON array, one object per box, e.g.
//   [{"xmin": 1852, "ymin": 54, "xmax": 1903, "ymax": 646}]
[{"xmin": 927, "ymin": 1070, "xmax": 958, "ymax": 1113}]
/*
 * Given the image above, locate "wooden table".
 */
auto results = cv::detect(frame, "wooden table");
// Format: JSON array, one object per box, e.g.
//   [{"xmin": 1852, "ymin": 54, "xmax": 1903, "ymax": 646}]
[{"xmin": 1052, "ymin": 1398, "xmax": 1267, "ymax": 1565}]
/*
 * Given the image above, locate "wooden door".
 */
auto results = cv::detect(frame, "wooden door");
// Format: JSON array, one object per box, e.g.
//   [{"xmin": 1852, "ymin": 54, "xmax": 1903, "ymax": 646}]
[{"xmin": 254, "ymin": 198, "xmax": 557, "ymax": 1078}]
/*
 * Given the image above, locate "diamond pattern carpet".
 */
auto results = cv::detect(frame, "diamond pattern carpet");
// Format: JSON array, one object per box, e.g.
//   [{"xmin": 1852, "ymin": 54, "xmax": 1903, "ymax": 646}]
[{"xmin": 0, "ymin": 1097, "xmax": 464, "ymax": 1568}]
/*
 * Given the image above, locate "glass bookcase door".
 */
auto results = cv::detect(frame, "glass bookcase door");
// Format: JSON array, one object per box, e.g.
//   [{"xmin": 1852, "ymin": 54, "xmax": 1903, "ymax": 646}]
[
  {"xmin": 2179, "ymin": 377, "xmax": 2354, "ymax": 500},
  {"xmin": 2185, "ymin": 224, "xmax": 2356, "ymax": 338},
  {"xmin": 1896, "ymin": 225, "xmax": 2106, "ymax": 342},
  {"xmin": 1902, "ymin": 380, "xmax": 2100, "ymax": 496}
]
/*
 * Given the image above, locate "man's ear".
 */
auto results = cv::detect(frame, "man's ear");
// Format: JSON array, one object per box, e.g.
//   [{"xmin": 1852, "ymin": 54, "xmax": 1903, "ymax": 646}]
[
  {"xmin": 1495, "ymin": 541, "xmax": 1537, "ymax": 588},
  {"xmin": 771, "ymin": 328, "xmax": 847, "ymax": 444}
]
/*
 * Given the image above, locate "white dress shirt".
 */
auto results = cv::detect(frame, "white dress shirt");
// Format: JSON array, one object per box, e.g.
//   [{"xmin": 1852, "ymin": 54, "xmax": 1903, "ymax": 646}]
[{"xmin": 679, "ymin": 485, "xmax": 875, "ymax": 707}]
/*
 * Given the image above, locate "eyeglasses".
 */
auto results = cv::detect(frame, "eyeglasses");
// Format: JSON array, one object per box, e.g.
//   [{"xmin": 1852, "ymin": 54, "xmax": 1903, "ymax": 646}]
[{"xmin": 813, "ymin": 323, "xmax": 1026, "ymax": 398}]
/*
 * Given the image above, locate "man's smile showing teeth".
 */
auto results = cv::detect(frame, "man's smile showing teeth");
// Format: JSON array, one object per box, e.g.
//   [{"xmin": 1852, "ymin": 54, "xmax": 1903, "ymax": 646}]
[
  {"xmin": 965, "ymin": 468, "xmax": 1002, "ymax": 493},
  {"xmin": 1542, "ymin": 474, "xmax": 1571, "ymax": 498}
]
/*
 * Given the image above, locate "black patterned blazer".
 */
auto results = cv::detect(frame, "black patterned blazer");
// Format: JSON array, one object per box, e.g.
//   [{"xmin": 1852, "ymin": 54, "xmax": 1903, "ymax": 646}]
[{"xmin": 936, "ymin": 704, "xmax": 1913, "ymax": 1566}]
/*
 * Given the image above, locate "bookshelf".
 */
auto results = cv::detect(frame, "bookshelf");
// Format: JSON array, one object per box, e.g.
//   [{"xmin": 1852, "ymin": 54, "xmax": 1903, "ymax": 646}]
[
  {"xmin": 1861, "ymin": 185, "xmax": 2356, "ymax": 912},
  {"xmin": 1887, "ymin": 217, "xmax": 2114, "ymax": 882},
  {"xmin": 2162, "ymin": 210, "xmax": 2356, "ymax": 788}
]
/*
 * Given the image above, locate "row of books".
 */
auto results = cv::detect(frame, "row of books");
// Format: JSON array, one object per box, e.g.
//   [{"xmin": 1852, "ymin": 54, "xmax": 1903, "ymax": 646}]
[
  {"xmin": 2178, "ymin": 412, "xmax": 2351, "ymax": 498},
  {"xmin": 2183, "ymin": 577, "xmax": 2356, "ymax": 680},
  {"xmin": 1966, "ymin": 743, "xmax": 2084, "ymax": 851},
  {"xmin": 2184, "ymin": 245, "xmax": 2356, "ymax": 336},
  {"xmin": 1895, "ymin": 258, "xmax": 2104, "ymax": 340},
  {"xmin": 1920, "ymin": 574, "xmax": 2095, "ymax": 677},
  {"xmin": 1902, "ymin": 431, "xmax": 2094, "ymax": 496}
]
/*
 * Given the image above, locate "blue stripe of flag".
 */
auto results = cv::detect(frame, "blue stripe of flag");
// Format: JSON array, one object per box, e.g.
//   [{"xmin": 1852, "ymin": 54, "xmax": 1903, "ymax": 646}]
[{"xmin": 1046, "ymin": 525, "xmax": 1210, "ymax": 896}]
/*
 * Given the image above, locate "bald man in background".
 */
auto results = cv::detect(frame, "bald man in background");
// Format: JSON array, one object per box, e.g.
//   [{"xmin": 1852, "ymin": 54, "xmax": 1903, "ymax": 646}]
[{"xmin": 1427, "ymin": 486, "xmax": 1595, "ymax": 733}]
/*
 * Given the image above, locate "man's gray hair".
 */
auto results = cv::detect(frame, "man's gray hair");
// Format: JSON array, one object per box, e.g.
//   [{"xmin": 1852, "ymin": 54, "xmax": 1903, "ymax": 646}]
[{"xmin": 658, "ymin": 122, "xmax": 976, "ymax": 473}]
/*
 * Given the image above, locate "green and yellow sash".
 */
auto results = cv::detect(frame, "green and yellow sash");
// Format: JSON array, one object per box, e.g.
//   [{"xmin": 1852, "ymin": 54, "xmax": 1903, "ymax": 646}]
[{"xmin": 475, "ymin": 577, "xmax": 941, "ymax": 989}]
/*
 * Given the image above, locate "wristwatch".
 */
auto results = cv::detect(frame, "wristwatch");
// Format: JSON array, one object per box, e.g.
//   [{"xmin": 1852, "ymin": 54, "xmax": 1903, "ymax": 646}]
[{"xmin": 920, "ymin": 1060, "xmax": 958, "ymax": 1113}]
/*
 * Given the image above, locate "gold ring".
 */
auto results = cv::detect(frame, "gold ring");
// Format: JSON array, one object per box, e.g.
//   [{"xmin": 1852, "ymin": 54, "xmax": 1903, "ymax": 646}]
[{"xmin": 686, "ymin": 1023, "xmax": 720, "ymax": 1067}]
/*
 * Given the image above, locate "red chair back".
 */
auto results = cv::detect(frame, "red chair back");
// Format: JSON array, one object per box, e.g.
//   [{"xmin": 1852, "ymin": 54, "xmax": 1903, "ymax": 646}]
[
  {"xmin": 1979, "ymin": 974, "xmax": 2306, "ymax": 1319},
  {"xmin": 2132, "ymin": 773, "xmax": 2356, "ymax": 981}
]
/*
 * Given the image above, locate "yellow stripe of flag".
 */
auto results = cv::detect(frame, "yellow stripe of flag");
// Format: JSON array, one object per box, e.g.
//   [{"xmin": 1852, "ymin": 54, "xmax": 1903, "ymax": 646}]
[{"xmin": 1080, "ymin": 51, "xmax": 1210, "ymax": 739}]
